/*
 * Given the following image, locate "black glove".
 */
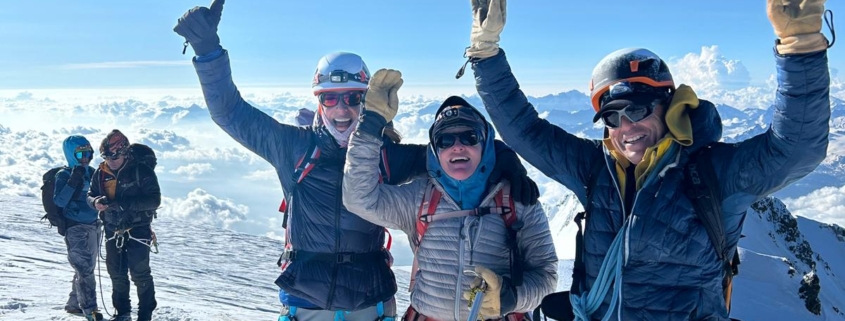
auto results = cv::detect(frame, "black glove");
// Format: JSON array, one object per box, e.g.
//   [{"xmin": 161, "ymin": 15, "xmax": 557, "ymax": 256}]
[
  {"xmin": 173, "ymin": 0, "xmax": 225, "ymax": 56},
  {"xmin": 67, "ymin": 166, "xmax": 85, "ymax": 188},
  {"xmin": 489, "ymin": 142, "xmax": 540, "ymax": 205}
]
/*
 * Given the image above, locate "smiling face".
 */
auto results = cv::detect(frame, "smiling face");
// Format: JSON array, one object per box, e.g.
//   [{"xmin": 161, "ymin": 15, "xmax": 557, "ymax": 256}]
[
  {"xmin": 607, "ymin": 103, "xmax": 667, "ymax": 164},
  {"xmin": 436, "ymin": 126, "xmax": 483, "ymax": 181},
  {"xmin": 319, "ymin": 90, "xmax": 363, "ymax": 132}
]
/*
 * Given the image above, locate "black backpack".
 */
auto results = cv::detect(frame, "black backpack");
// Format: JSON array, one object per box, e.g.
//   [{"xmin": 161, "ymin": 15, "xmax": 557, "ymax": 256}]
[
  {"xmin": 40, "ymin": 167, "xmax": 68, "ymax": 236},
  {"xmin": 40, "ymin": 166, "xmax": 95, "ymax": 236},
  {"xmin": 537, "ymin": 146, "xmax": 741, "ymax": 321},
  {"xmin": 130, "ymin": 143, "xmax": 157, "ymax": 170}
]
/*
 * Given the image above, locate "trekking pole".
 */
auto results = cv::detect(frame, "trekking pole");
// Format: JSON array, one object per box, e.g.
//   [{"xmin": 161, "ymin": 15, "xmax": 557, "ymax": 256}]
[{"xmin": 464, "ymin": 269, "xmax": 488, "ymax": 321}]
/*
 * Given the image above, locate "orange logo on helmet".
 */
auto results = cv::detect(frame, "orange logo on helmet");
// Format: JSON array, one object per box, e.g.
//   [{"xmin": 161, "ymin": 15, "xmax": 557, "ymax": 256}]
[{"xmin": 630, "ymin": 60, "xmax": 640, "ymax": 73}]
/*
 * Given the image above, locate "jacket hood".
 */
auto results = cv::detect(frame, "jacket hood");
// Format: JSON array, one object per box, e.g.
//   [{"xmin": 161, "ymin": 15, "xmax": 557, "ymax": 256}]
[
  {"xmin": 426, "ymin": 96, "xmax": 496, "ymax": 210},
  {"xmin": 62, "ymin": 135, "xmax": 92, "ymax": 168}
]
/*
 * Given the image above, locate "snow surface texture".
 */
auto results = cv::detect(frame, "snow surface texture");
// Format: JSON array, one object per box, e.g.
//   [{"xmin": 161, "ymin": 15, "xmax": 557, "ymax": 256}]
[{"xmin": 3, "ymin": 193, "xmax": 844, "ymax": 320}]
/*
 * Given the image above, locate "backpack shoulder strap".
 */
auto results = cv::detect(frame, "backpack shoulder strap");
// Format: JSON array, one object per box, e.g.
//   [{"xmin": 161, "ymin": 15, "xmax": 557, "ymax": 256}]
[
  {"xmin": 409, "ymin": 182, "xmax": 440, "ymax": 291},
  {"xmin": 293, "ymin": 141, "xmax": 321, "ymax": 184},
  {"xmin": 378, "ymin": 147, "xmax": 390, "ymax": 183},
  {"xmin": 683, "ymin": 145, "xmax": 727, "ymax": 261},
  {"xmin": 683, "ymin": 145, "xmax": 739, "ymax": 312},
  {"xmin": 571, "ymin": 160, "xmax": 606, "ymax": 295},
  {"xmin": 280, "ymin": 140, "xmax": 321, "ymax": 230},
  {"xmin": 495, "ymin": 182, "xmax": 525, "ymax": 286}
]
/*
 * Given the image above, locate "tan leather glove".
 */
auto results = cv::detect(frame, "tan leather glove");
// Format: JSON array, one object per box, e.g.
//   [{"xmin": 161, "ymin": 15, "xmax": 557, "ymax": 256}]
[
  {"xmin": 767, "ymin": 0, "xmax": 829, "ymax": 54},
  {"xmin": 462, "ymin": 265, "xmax": 503, "ymax": 319},
  {"xmin": 364, "ymin": 69, "xmax": 403, "ymax": 123},
  {"xmin": 466, "ymin": 0, "xmax": 507, "ymax": 59}
]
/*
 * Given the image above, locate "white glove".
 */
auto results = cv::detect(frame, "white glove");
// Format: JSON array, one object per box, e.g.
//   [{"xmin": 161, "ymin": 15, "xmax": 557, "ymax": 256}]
[
  {"xmin": 465, "ymin": 0, "xmax": 507, "ymax": 59},
  {"xmin": 364, "ymin": 69, "xmax": 403, "ymax": 123},
  {"xmin": 766, "ymin": 0, "xmax": 829, "ymax": 54}
]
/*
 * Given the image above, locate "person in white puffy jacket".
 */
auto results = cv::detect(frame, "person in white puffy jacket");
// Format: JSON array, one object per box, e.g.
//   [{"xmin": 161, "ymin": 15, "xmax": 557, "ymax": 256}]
[{"xmin": 343, "ymin": 69, "xmax": 558, "ymax": 321}]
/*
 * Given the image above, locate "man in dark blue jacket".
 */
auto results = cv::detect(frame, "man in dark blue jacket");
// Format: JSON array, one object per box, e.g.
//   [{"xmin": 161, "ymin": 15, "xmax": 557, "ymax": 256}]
[
  {"xmin": 54, "ymin": 135, "xmax": 103, "ymax": 321},
  {"xmin": 173, "ymin": 1, "xmax": 539, "ymax": 320},
  {"xmin": 462, "ymin": 0, "xmax": 832, "ymax": 320}
]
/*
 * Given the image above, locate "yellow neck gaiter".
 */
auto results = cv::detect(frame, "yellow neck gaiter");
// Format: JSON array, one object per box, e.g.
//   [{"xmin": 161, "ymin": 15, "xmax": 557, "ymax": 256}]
[{"xmin": 604, "ymin": 84, "xmax": 700, "ymax": 197}]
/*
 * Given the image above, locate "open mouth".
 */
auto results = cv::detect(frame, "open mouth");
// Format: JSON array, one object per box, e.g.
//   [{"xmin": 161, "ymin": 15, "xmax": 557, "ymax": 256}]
[
  {"xmin": 333, "ymin": 118, "xmax": 352, "ymax": 129},
  {"xmin": 624, "ymin": 134, "xmax": 646, "ymax": 144},
  {"xmin": 449, "ymin": 156, "xmax": 470, "ymax": 164}
]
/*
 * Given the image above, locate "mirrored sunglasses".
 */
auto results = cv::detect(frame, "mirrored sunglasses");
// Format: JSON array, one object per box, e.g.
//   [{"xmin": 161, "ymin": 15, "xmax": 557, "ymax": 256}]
[
  {"xmin": 319, "ymin": 91, "xmax": 363, "ymax": 108},
  {"xmin": 74, "ymin": 150, "xmax": 94, "ymax": 160}
]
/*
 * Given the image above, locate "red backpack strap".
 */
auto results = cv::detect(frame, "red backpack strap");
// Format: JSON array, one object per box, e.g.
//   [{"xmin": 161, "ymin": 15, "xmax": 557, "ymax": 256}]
[
  {"xmin": 378, "ymin": 147, "xmax": 390, "ymax": 183},
  {"xmin": 496, "ymin": 182, "xmax": 524, "ymax": 286},
  {"xmin": 495, "ymin": 182, "xmax": 517, "ymax": 228},
  {"xmin": 409, "ymin": 183, "xmax": 440, "ymax": 291}
]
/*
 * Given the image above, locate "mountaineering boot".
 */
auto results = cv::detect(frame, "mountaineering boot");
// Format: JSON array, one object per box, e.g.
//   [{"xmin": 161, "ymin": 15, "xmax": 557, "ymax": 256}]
[
  {"xmin": 85, "ymin": 311, "xmax": 104, "ymax": 321},
  {"xmin": 108, "ymin": 314, "xmax": 132, "ymax": 321},
  {"xmin": 65, "ymin": 307, "xmax": 84, "ymax": 316}
]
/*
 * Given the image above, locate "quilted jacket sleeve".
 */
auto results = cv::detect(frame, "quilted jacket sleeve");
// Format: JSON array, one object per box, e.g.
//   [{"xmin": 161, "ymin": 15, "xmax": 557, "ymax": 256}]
[
  {"xmin": 472, "ymin": 49, "xmax": 604, "ymax": 201},
  {"xmin": 192, "ymin": 49, "xmax": 307, "ymax": 172},
  {"xmin": 511, "ymin": 201, "xmax": 558, "ymax": 313},
  {"xmin": 343, "ymin": 130, "xmax": 426, "ymax": 236}
]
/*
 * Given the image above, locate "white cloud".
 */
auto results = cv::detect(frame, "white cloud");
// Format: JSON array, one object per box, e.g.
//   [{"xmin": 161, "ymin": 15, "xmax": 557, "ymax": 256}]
[
  {"xmin": 669, "ymin": 45, "xmax": 752, "ymax": 93},
  {"xmin": 783, "ymin": 185, "xmax": 845, "ymax": 227},
  {"xmin": 159, "ymin": 189, "xmax": 248, "ymax": 229},
  {"xmin": 170, "ymin": 163, "xmax": 214, "ymax": 179},
  {"xmin": 61, "ymin": 60, "xmax": 191, "ymax": 70},
  {"xmin": 244, "ymin": 169, "xmax": 277, "ymax": 181}
]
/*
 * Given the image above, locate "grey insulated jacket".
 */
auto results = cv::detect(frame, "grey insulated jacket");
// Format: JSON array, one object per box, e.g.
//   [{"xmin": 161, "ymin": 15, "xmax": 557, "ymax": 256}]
[
  {"xmin": 472, "ymin": 49, "xmax": 830, "ymax": 320},
  {"xmin": 192, "ymin": 50, "xmax": 428, "ymax": 311},
  {"xmin": 343, "ymin": 131, "xmax": 558, "ymax": 321}
]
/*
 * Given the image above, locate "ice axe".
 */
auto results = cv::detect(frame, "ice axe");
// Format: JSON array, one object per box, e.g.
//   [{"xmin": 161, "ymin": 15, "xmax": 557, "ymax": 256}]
[{"xmin": 464, "ymin": 269, "xmax": 488, "ymax": 321}]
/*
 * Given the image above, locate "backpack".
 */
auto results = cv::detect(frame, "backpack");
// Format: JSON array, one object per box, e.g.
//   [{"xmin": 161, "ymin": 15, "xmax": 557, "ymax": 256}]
[
  {"xmin": 40, "ymin": 167, "xmax": 68, "ymax": 236},
  {"xmin": 129, "ymin": 143, "xmax": 157, "ymax": 170},
  {"xmin": 407, "ymin": 181, "xmax": 522, "ymax": 292},
  {"xmin": 538, "ymin": 146, "xmax": 740, "ymax": 321}
]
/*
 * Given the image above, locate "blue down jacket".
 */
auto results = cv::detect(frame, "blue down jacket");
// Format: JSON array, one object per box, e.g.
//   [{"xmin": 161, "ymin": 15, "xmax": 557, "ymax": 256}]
[
  {"xmin": 472, "ymin": 49, "xmax": 829, "ymax": 320},
  {"xmin": 191, "ymin": 50, "xmax": 429, "ymax": 311}
]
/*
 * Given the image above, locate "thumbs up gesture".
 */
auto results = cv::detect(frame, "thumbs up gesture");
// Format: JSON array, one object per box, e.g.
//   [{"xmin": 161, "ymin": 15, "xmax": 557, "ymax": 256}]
[{"xmin": 173, "ymin": 0, "xmax": 226, "ymax": 56}]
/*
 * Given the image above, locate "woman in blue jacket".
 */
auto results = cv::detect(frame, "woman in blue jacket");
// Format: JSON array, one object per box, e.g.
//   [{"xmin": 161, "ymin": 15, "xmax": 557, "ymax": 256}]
[{"xmin": 54, "ymin": 135, "xmax": 102, "ymax": 321}]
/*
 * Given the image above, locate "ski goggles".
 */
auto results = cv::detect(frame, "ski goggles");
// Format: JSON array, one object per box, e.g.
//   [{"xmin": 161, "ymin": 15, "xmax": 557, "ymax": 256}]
[
  {"xmin": 318, "ymin": 91, "xmax": 364, "ymax": 108},
  {"xmin": 74, "ymin": 150, "xmax": 94, "ymax": 160},
  {"xmin": 597, "ymin": 81, "xmax": 671, "ymax": 111},
  {"xmin": 434, "ymin": 130, "xmax": 482, "ymax": 149}
]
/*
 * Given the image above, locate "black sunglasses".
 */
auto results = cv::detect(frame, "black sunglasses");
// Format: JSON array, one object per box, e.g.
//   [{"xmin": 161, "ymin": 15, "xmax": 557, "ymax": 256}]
[
  {"xmin": 600, "ymin": 102, "xmax": 658, "ymax": 129},
  {"xmin": 318, "ymin": 91, "xmax": 363, "ymax": 108},
  {"xmin": 435, "ymin": 131, "xmax": 481, "ymax": 149}
]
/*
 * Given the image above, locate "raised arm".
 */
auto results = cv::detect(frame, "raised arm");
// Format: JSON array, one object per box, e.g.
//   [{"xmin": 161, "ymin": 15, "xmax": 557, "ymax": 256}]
[
  {"xmin": 175, "ymin": 0, "xmax": 306, "ymax": 169},
  {"xmin": 473, "ymin": 51, "xmax": 603, "ymax": 199},
  {"xmin": 718, "ymin": 1, "xmax": 831, "ymax": 224},
  {"xmin": 463, "ymin": 0, "xmax": 602, "ymax": 198},
  {"xmin": 193, "ymin": 51, "xmax": 308, "ymax": 168},
  {"xmin": 344, "ymin": 129, "xmax": 424, "ymax": 234}
]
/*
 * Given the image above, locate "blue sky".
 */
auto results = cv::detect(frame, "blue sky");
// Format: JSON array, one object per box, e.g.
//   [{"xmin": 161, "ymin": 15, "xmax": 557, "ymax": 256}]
[{"xmin": 0, "ymin": 0, "xmax": 842, "ymax": 95}]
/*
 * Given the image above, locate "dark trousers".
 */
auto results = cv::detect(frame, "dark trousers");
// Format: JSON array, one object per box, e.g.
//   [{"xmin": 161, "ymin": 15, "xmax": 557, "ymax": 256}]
[{"xmin": 105, "ymin": 225, "xmax": 157, "ymax": 321}]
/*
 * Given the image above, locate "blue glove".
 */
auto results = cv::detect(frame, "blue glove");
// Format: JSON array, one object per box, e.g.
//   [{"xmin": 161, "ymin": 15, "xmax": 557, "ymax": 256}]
[{"xmin": 173, "ymin": 0, "xmax": 225, "ymax": 56}]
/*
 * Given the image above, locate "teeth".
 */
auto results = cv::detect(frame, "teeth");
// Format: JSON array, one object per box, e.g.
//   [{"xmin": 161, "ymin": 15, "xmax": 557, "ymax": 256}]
[
  {"xmin": 625, "ymin": 135, "xmax": 645, "ymax": 144},
  {"xmin": 335, "ymin": 118, "xmax": 351, "ymax": 122},
  {"xmin": 450, "ymin": 157, "xmax": 469, "ymax": 163}
]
